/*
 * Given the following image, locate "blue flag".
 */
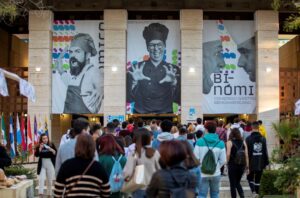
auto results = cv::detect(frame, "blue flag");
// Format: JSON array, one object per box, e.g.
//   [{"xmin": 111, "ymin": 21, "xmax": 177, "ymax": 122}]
[
  {"xmin": 9, "ymin": 115, "xmax": 15, "ymax": 158},
  {"xmin": 16, "ymin": 114, "xmax": 22, "ymax": 146}
]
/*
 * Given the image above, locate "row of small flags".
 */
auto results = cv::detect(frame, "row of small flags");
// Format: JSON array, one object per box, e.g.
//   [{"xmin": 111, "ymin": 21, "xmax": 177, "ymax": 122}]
[{"xmin": 0, "ymin": 113, "xmax": 48, "ymax": 159}]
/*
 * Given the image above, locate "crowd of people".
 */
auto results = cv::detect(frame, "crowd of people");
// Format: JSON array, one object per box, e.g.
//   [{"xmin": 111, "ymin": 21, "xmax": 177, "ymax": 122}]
[{"xmin": 31, "ymin": 117, "xmax": 269, "ymax": 198}]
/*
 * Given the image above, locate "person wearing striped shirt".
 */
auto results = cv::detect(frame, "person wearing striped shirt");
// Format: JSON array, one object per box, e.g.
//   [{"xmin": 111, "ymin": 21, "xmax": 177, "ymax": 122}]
[{"xmin": 54, "ymin": 134, "xmax": 110, "ymax": 197}]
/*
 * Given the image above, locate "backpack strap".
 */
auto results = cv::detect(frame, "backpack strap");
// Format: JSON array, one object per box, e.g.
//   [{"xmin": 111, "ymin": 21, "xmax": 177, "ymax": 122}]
[
  {"xmin": 117, "ymin": 155, "xmax": 123, "ymax": 162},
  {"xmin": 203, "ymin": 138, "xmax": 220, "ymax": 150}
]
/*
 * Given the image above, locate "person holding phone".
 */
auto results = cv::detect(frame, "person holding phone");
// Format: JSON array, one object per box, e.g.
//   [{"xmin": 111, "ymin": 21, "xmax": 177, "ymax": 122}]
[{"xmin": 35, "ymin": 134, "xmax": 56, "ymax": 198}]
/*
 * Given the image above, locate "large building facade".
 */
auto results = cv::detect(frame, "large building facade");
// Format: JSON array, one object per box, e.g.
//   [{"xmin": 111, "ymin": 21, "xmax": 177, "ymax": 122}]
[{"xmin": 22, "ymin": 9, "xmax": 280, "ymax": 150}]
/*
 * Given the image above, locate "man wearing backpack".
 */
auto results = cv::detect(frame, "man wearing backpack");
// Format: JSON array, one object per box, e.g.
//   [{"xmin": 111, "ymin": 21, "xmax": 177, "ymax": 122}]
[
  {"xmin": 194, "ymin": 121, "xmax": 226, "ymax": 198},
  {"xmin": 245, "ymin": 121, "xmax": 269, "ymax": 197}
]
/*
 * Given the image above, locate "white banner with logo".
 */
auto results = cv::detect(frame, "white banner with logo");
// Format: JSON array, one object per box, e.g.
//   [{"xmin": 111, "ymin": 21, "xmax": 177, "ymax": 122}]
[{"xmin": 202, "ymin": 20, "xmax": 256, "ymax": 114}]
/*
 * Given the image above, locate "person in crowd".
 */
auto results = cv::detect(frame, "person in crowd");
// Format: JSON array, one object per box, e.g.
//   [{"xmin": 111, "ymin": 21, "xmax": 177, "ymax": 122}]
[
  {"xmin": 127, "ymin": 118, "xmax": 135, "ymax": 133},
  {"xmin": 258, "ymin": 120, "xmax": 267, "ymax": 138},
  {"xmin": 112, "ymin": 119, "xmax": 121, "ymax": 134},
  {"xmin": 123, "ymin": 128, "xmax": 161, "ymax": 198},
  {"xmin": 227, "ymin": 118, "xmax": 244, "ymax": 140},
  {"xmin": 98, "ymin": 134, "xmax": 127, "ymax": 198},
  {"xmin": 124, "ymin": 135, "xmax": 133, "ymax": 157},
  {"xmin": 216, "ymin": 120, "xmax": 227, "ymax": 143},
  {"xmin": 0, "ymin": 144, "xmax": 11, "ymax": 170},
  {"xmin": 246, "ymin": 121, "xmax": 269, "ymax": 197},
  {"xmin": 187, "ymin": 133, "xmax": 196, "ymax": 148},
  {"xmin": 35, "ymin": 134, "xmax": 56, "ymax": 197},
  {"xmin": 54, "ymin": 134, "xmax": 110, "ymax": 197},
  {"xmin": 119, "ymin": 121, "xmax": 131, "ymax": 138},
  {"xmin": 59, "ymin": 120, "xmax": 76, "ymax": 147},
  {"xmin": 194, "ymin": 121, "xmax": 226, "ymax": 198},
  {"xmin": 171, "ymin": 125, "xmax": 180, "ymax": 139},
  {"xmin": 55, "ymin": 118, "xmax": 90, "ymax": 176},
  {"xmin": 177, "ymin": 127, "xmax": 188, "ymax": 141},
  {"xmin": 90, "ymin": 123, "xmax": 102, "ymax": 142},
  {"xmin": 227, "ymin": 128, "xmax": 249, "ymax": 198},
  {"xmin": 243, "ymin": 121, "xmax": 252, "ymax": 140},
  {"xmin": 150, "ymin": 119, "xmax": 160, "ymax": 139},
  {"xmin": 152, "ymin": 119, "xmax": 174, "ymax": 150},
  {"xmin": 147, "ymin": 140, "xmax": 197, "ymax": 197},
  {"xmin": 104, "ymin": 122, "xmax": 117, "ymax": 136},
  {"xmin": 216, "ymin": 120, "xmax": 227, "ymax": 176},
  {"xmin": 187, "ymin": 123, "xmax": 196, "ymax": 133},
  {"xmin": 181, "ymin": 140, "xmax": 201, "ymax": 196},
  {"xmin": 195, "ymin": 118, "xmax": 205, "ymax": 132},
  {"xmin": 137, "ymin": 118, "xmax": 144, "ymax": 129},
  {"xmin": 195, "ymin": 130, "xmax": 204, "ymax": 141}
]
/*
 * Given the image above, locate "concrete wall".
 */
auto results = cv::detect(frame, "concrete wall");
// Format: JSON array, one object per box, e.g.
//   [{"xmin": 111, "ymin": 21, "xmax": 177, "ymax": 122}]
[
  {"xmin": 103, "ymin": 10, "xmax": 127, "ymax": 125},
  {"xmin": 28, "ymin": 10, "xmax": 53, "ymax": 138},
  {"xmin": 255, "ymin": 10, "xmax": 279, "ymax": 152},
  {"xmin": 180, "ymin": 10, "xmax": 203, "ymax": 124}
]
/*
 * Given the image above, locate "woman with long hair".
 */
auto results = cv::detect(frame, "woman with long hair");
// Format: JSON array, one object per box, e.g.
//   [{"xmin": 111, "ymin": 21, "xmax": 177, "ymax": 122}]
[
  {"xmin": 123, "ymin": 128, "xmax": 161, "ymax": 198},
  {"xmin": 226, "ymin": 128, "xmax": 249, "ymax": 198},
  {"xmin": 98, "ymin": 134, "xmax": 127, "ymax": 198},
  {"xmin": 180, "ymin": 140, "xmax": 201, "ymax": 196},
  {"xmin": 34, "ymin": 134, "xmax": 56, "ymax": 198},
  {"xmin": 54, "ymin": 134, "xmax": 110, "ymax": 197},
  {"xmin": 147, "ymin": 140, "xmax": 197, "ymax": 197}
]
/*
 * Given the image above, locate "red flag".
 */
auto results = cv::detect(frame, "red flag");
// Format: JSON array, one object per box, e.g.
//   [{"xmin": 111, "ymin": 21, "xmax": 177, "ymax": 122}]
[
  {"xmin": 34, "ymin": 115, "xmax": 39, "ymax": 145},
  {"xmin": 20, "ymin": 115, "xmax": 26, "ymax": 152},
  {"xmin": 27, "ymin": 115, "xmax": 33, "ymax": 155}
]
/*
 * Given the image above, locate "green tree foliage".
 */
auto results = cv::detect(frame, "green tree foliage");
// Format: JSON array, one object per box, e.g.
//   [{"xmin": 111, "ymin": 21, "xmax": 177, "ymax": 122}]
[{"xmin": 272, "ymin": 0, "xmax": 300, "ymax": 31}]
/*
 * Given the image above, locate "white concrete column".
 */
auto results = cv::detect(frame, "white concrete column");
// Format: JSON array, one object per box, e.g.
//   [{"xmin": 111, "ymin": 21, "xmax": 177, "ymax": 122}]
[
  {"xmin": 103, "ymin": 10, "xmax": 127, "ymax": 125},
  {"xmin": 180, "ymin": 10, "xmax": 203, "ymax": 124},
  {"xmin": 28, "ymin": 10, "xmax": 53, "ymax": 138},
  {"xmin": 255, "ymin": 10, "xmax": 279, "ymax": 152}
]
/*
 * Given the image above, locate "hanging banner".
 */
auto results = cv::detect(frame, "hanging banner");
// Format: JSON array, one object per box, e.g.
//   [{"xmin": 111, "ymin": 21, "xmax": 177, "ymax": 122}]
[
  {"xmin": 0, "ymin": 71, "xmax": 9, "ymax": 96},
  {"xmin": 52, "ymin": 20, "xmax": 104, "ymax": 114},
  {"xmin": 202, "ymin": 20, "xmax": 256, "ymax": 114},
  {"xmin": 126, "ymin": 20, "xmax": 181, "ymax": 114},
  {"xmin": 295, "ymin": 99, "xmax": 300, "ymax": 115},
  {"xmin": 20, "ymin": 79, "xmax": 36, "ymax": 102}
]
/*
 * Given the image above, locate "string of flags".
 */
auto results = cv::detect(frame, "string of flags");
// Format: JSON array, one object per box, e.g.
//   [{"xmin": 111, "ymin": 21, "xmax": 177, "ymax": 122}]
[
  {"xmin": 0, "ymin": 69, "xmax": 36, "ymax": 102},
  {"xmin": 0, "ymin": 113, "xmax": 49, "ymax": 159}
]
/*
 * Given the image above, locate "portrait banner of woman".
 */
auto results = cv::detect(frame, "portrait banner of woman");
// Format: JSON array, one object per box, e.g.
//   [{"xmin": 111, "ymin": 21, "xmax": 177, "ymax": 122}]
[{"xmin": 126, "ymin": 21, "xmax": 181, "ymax": 114}]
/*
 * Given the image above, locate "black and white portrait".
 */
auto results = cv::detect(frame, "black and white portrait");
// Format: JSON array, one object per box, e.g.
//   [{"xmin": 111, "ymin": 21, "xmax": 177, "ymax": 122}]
[
  {"xmin": 202, "ymin": 20, "xmax": 256, "ymax": 114},
  {"xmin": 52, "ymin": 21, "xmax": 104, "ymax": 114},
  {"xmin": 126, "ymin": 21, "xmax": 181, "ymax": 114}
]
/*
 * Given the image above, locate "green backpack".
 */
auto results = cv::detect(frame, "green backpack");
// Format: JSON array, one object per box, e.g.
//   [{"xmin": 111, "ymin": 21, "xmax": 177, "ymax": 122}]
[{"xmin": 201, "ymin": 138, "xmax": 220, "ymax": 175}]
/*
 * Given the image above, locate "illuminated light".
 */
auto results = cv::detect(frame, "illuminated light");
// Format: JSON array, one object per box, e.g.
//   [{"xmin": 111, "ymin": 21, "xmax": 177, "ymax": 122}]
[
  {"xmin": 112, "ymin": 67, "xmax": 118, "ymax": 72},
  {"xmin": 189, "ymin": 67, "xmax": 195, "ymax": 73},
  {"xmin": 35, "ymin": 67, "xmax": 41, "ymax": 72},
  {"xmin": 24, "ymin": 113, "xmax": 27, "ymax": 117},
  {"xmin": 266, "ymin": 67, "xmax": 272, "ymax": 73}
]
